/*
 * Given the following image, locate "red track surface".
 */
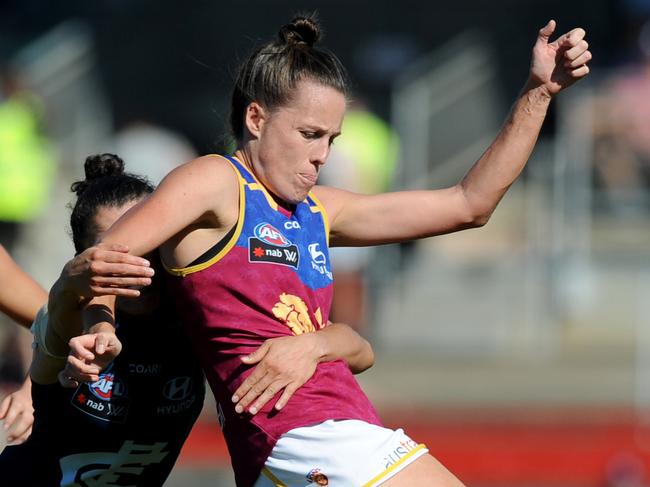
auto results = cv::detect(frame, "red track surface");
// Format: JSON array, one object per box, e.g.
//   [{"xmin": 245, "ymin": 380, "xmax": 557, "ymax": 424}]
[{"xmin": 178, "ymin": 408, "xmax": 650, "ymax": 486}]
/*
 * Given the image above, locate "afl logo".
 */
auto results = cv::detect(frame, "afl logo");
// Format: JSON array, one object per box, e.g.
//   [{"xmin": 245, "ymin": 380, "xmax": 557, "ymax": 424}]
[
  {"xmin": 254, "ymin": 223, "xmax": 291, "ymax": 247},
  {"xmin": 89, "ymin": 373, "xmax": 116, "ymax": 400}
]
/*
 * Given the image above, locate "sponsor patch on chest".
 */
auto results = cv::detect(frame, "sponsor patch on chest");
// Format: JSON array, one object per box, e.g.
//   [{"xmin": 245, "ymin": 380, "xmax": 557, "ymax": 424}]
[{"xmin": 248, "ymin": 223, "xmax": 299, "ymax": 268}]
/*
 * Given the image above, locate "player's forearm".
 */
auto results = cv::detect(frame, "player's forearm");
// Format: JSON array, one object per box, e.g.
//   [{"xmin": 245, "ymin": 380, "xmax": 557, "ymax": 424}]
[
  {"xmin": 31, "ymin": 347, "xmax": 66, "ymax": 385},
  {"xmin": 0, "ymin": 247, "xmax": 47, "ymax": 327},
  {"xmin": 34, "ymin": 291, "xmax": 116, "ymax": 385},
  {"xmin": 314, "ymin": 323, "xmax": 374, "ymax": 374},
  {"xmin": 30, "ymin": 306, "xmax": 67, "ymax": 385},
  {"xmin": 46, "ymin": 275, "xmax": 87, "ymax": 356},
  {"xmin": 458, "ymin": 81, "xmax": 552, "ymax": 225},
  {"xmin": 83, "ymin": 295, "xmax": 116, "ymax": 334},
  {"xmin": 0, "ymin": 285, "xmax": 46, "ymax": 329},
  {"xmin": 48, "ymin": 279, "xmax": 117, "ymax": 354}
]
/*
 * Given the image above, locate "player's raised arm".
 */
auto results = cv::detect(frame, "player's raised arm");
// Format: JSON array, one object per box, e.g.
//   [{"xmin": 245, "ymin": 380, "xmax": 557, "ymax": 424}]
[{"xmin": 317, "ymin": 21, "xmax": 591, "ymax": 247}]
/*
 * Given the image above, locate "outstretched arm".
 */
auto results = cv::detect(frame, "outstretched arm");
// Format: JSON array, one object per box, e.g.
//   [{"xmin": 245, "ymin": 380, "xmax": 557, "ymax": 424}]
[
  {"xmin": 0, "ymin": 245, "xmax": 47, "ymax": 328},
  {"xmin": 317, "ymin": 21, "xmax": 591, "ymax": 246},
  {"xmin": 231, "ymin": 322, "xmax": 374, "ymax": 415}
]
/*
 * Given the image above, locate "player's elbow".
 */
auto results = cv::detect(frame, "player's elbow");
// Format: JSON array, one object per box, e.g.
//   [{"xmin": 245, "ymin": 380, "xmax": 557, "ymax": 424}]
[
  {"xmin": 350, "ymin": 339, "xmax": 375, "ymax": 374},
  {"xmin": 470, "ymin": 210, "xmax": 492, "ymax": 228},
  {"xmin": 454, "ymin": 205, "xmax": 492, "ymax": 230},
  {"xmin": 450, "ymin": 185, "xmax": 491, "ymax": 230},
  {"xmin": 459, "ymin": 191, "xmax": 495, "ymax": 229}
]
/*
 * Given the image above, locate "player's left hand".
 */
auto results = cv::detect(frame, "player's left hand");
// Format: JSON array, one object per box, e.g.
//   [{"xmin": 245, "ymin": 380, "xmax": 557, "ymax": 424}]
[
  {"xmin": 529, "ymin": 20, "xmax": 591, "ymax": 96},
  {"xmin": 61, "ymin": 243, "xmax": 154, "ymax": 298},
  {"xmin": 231, "ymin": 334, "xmax": 323, "ymax": 415},
  {"xmin": 0, "ymin": 377, "xmax": 34, "ymax": 444}
]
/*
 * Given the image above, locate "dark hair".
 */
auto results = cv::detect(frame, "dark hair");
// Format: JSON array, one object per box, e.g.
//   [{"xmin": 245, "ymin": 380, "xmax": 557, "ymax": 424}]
[
  {"xmin": 230, "ymin": 14, "xmax": 349, "ymax": 143},
  {"xmin": 69, "ymin": 153, "xmax": 154, "ymax": 253}
]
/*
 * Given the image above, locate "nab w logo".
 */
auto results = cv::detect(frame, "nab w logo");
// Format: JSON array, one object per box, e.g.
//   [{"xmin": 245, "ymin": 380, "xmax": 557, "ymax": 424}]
[
  {"xmin": 163, "ymin": 377, "xmax": 193, "ymax": 401},
  {"xmin": 254, "ymin": 223, "xmax": 291, "ymax": 247},
  {"xmin": 283, "ymin": 249, "xmax": 298, "ymax": 263}
]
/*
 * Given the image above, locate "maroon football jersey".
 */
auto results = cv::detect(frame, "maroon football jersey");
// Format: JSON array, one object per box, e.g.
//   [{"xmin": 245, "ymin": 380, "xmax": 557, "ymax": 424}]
[{"xmin": 166, "ymin": 155, "xmax": 380, "ymax": 486}]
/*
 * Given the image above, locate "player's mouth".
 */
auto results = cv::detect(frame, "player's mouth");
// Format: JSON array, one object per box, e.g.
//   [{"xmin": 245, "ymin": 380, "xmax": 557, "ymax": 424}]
[{"xmin": 298, "ymin": 172, "xmax": 318, "ymax": 185}]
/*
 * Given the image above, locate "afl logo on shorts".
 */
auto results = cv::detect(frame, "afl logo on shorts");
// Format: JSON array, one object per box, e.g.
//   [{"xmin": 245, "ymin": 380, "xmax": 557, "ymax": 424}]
[{"xmin": 254, "ymin": 223, "xmax": 291, "ymax": 247}]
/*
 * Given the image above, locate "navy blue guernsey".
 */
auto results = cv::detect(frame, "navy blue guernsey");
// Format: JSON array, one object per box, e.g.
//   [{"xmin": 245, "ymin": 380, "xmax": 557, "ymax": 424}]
[{"xmin": 0, "ymin": 297, "xmax": 205, "ymax": 487}]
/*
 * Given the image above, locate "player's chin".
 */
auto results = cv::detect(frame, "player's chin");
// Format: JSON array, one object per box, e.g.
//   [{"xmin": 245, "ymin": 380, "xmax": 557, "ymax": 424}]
[
  {"xmin": 294, "ymin": 191, "xmax": 310, "ymax": 204},
  {"xmin": 284, "ymin": 188, "xmax": 310, "ymax": 205}
]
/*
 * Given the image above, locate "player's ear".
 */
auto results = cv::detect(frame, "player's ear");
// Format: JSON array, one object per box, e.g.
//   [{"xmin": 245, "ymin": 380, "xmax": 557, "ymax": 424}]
[{"xmin": 244, "ymin": 102, "xmax": 267, "ymax": 139}]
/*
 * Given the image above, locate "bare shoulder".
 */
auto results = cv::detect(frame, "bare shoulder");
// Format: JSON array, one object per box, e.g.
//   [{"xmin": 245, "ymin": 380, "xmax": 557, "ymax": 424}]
[
  {"xmin": 171, "ymin": 154, "xmax": 238, "ymax": 184},
  {"xmin": 160, "ymin": 154, "xmax": 239, "ymax": 198}
]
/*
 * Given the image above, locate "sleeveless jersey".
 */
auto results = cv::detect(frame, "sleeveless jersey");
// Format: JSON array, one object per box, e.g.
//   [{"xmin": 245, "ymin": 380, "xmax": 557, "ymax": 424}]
[
  {"xmin": 0, "ymin": 298, "xmax": 205, "ymax": 487},
  {"xmin": 165, "ymin": 155, "xmax": 381, "ymax": 487}
]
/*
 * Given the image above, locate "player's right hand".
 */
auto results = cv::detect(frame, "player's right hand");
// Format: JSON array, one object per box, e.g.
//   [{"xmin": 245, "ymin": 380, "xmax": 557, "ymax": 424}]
[{"xmin": 59, "ymin": 332, "xmax": 122, "ymax": 387}]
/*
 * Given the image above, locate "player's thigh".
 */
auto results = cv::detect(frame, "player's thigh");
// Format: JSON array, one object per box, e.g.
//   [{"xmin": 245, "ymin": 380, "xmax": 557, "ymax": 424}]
[{"xmin": 380, "ymin": 453, "xmax": 465, "ymax": 487}]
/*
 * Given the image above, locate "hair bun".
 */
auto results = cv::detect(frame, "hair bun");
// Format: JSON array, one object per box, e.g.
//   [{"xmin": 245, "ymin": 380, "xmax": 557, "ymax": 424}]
[
  {"xmin": 71, "ymin": 153, "xmax": 125, "ymax": 196},
  {"xmin": 278, "ymin": 16, "xmax": 320, "ymax": 47},
  {"xmin": 84, "ymin": 153, "xmax": 125, "ymax": 180}
]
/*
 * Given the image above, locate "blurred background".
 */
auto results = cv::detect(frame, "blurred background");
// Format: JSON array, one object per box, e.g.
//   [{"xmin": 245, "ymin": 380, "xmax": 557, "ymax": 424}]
[{"xmin": 1, "ymin": 0, "xmax": 649, "ymax": 485}]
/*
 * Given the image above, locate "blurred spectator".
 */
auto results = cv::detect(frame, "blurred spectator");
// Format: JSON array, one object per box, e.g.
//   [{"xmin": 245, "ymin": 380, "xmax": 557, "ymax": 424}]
[
  {"xmin": 109, "ymin": 119, "xmax": 197, "ymax": 185},
  {"xmin": 0, "ymin": 66, "xmax": 55, "ymax": 249},
  {"xmin": 591, "ymin": 18, "xmax": 650, "ymax": 213},
  {"xmin": 319, "ymin": 101, "xmax": 399, "ymax": 332}
]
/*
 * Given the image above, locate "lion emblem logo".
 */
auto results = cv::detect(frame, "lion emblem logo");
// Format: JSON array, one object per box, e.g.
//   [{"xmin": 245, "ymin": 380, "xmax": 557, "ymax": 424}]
[{"xmin": 272, "ymin": 293, "xmax": 323, "ymax": 335}]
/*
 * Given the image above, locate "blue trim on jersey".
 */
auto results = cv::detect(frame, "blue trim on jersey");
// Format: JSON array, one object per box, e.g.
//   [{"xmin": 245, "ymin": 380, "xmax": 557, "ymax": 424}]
[{"xmin": 226, "ymin": 155, "xmax": 333, "ymax": 291}]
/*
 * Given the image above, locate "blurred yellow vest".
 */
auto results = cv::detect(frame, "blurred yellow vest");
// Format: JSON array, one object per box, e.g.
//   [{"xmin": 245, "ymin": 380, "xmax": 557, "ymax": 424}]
[
  {"xmin": 337, "ymin": 110, "xmax": 399, "ymax": 193},
  {"xmin": 0, "ymin": 94, "xmax": 55, "ymax": 222}
]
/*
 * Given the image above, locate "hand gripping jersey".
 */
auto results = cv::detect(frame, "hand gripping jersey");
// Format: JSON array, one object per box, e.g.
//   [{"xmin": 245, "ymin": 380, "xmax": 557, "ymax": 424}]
[
  {"xmin": 165, "ymin": 155, "xmax": 381, "ymax": 486},
  {"xmin": 0, "ymin": 299, "xmax": 205, "ymax": 487}
]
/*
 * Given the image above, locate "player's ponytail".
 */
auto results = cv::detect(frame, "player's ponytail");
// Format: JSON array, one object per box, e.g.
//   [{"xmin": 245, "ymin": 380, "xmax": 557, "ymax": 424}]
[
  {"xmin": 229, "ymin": 14, "xmax": 349, "ymax": 143},
  {"xmin": 69, "ymin": 154, "xmax": 154, "ymax": 253}
]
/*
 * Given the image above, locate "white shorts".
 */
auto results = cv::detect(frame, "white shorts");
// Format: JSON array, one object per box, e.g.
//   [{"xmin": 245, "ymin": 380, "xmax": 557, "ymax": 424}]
[{"xmin": 254, "ymin": 419, "xmax": 428, "ymax": 487}]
